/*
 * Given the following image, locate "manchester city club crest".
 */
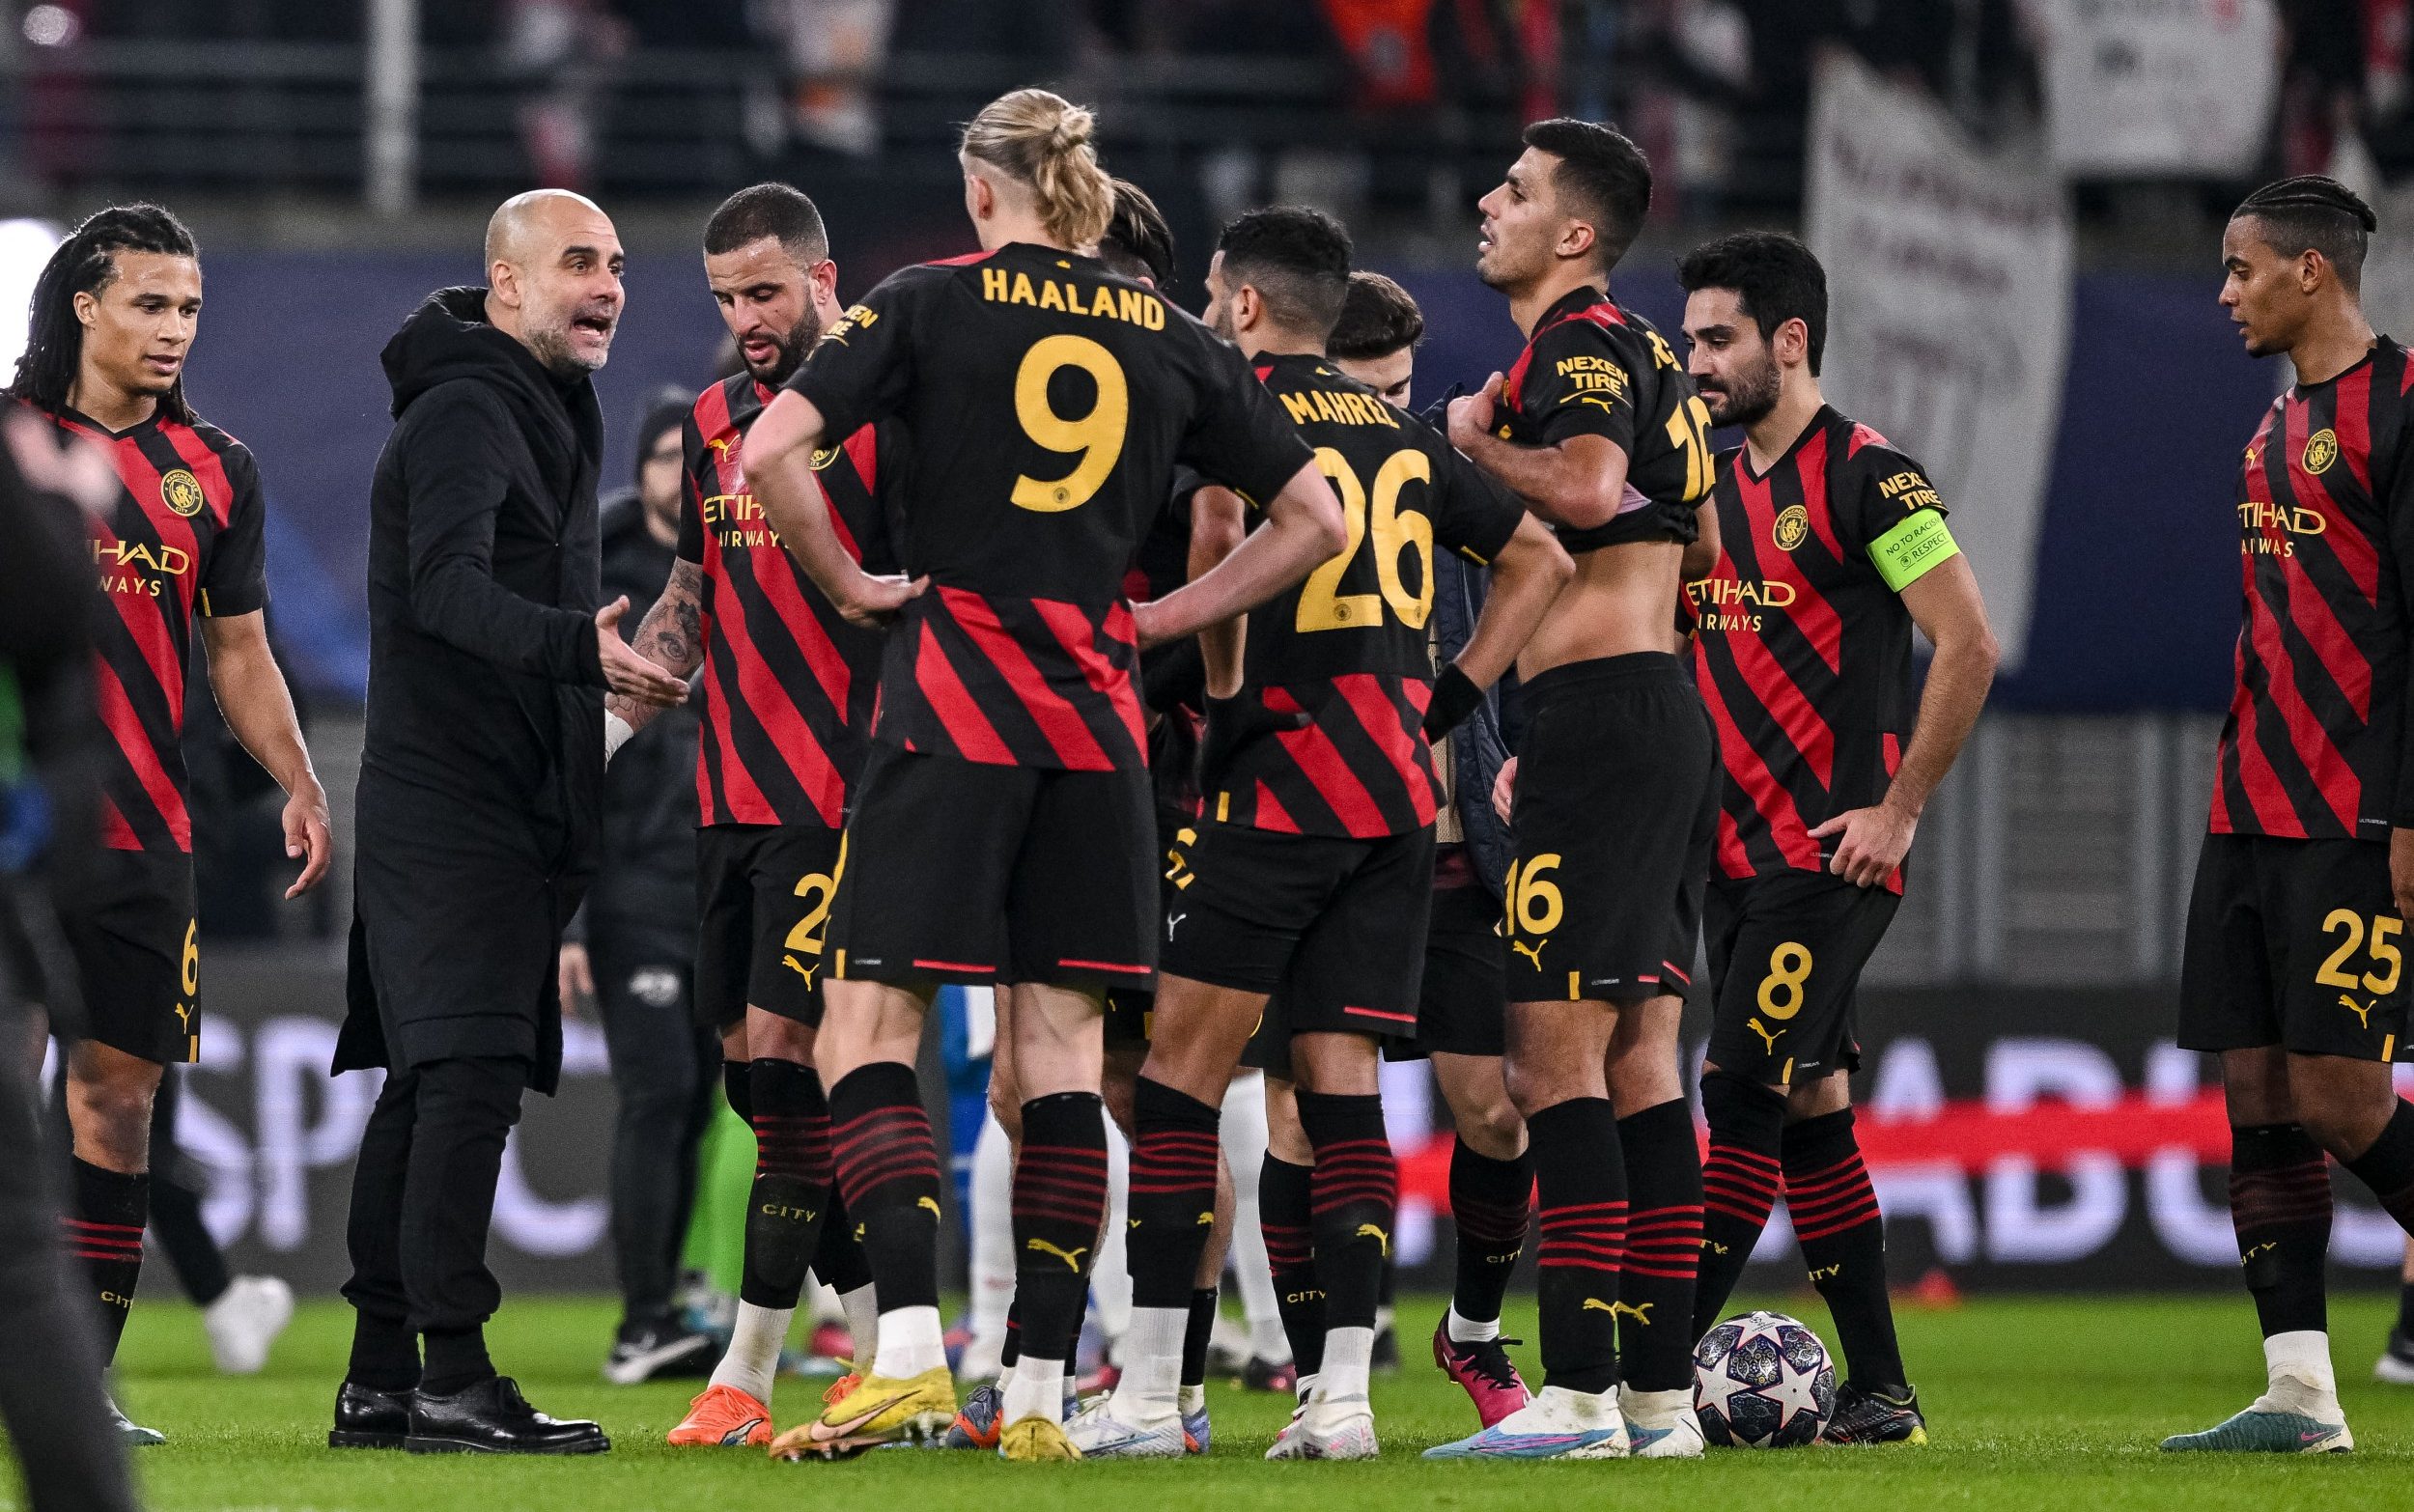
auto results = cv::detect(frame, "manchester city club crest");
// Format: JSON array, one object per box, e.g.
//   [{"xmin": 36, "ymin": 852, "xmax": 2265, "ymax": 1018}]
[
  {"xmin": 2303, "ymin": 427, "xmax": 2339, "ymax": 475},
  {"xmin": 159, "ymin": 466, "xmax": 206, "ymax": 518},
  {"xmin": 1773, "ymin": 503, "xmax": 1810, "ymax": 552}
]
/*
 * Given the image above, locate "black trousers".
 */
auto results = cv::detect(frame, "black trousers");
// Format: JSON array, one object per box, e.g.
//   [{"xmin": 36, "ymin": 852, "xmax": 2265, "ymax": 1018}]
[
  {"xmin": 341, "ymin": 1054, "xmax": 528, "ymax": 1345},
  {"xmin": 0, "ymin": 965, "xmax": 136, "ymax": 1511},
  {"xmin": 589, "ymin": 925, "xmax": 716, "ymax": 1329}
]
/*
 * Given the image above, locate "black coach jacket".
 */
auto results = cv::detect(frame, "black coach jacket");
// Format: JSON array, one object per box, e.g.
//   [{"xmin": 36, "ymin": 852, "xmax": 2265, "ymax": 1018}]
[
  {"xmin": 335, "ymin": 286, "xmax": 607, "ymax": 1094},
  {"xmin": 1433, "ymin": 549, "xmax": 1514, "ymax": 900}
]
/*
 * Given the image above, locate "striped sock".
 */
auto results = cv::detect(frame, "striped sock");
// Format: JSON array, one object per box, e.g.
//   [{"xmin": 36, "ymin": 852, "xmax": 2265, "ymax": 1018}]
[
  {"xmin": 1616, "ymin": 1098, "xmax": 1703, "ymax": 1392},
  {"xmin": 1783, "ymin": 1108, "xmax": 1904, "ymax": 1391},
  {"xmin": 1530, "ymin": 1097, "xmax": 1625, "ymax": 1396},
  {"xmin": 2231, "ymin": 1122, "xmax": 2333, "ymax": 1340},
  {"xmin": 1695, "ymin": 1070, "xmax": 1785, "ymax": 1336},
  {"xmin": 1260, "ymin": 1154, "xmax": 1326, "ymax": 1379},
  {"xmin": 64, "ymin": 1158, "xmax": 147, "ymax": 1366},
  {"xmin": 828, "ymin": 1062, "xmax": 944, "ymax": 1317},
  {"xmin": 1012, "ymin": 1092, "xmax": 1110, "ymax": 1402},
  {"xmin": 741, "ymin": 1059, "xmax": 831, "ymax": 1311},
  {"xmin": 1446, "ymin": 1138, "xmax": 1531, "ymax": 1328},
  {"xmin": 1296, "ymin": 1091, "xmax": 1395, "ymax": 1333}
]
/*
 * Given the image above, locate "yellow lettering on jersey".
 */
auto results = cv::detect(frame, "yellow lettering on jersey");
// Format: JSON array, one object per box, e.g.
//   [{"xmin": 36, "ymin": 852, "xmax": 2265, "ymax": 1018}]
[
  {"xmin": 1089, "ymin": 285, "xmax": 1120, "ymax": 319},
  {"xmin": 1039, "ymin": 279, "xmax": 1067, "ymax": 312},
  {"xmin": 1876, "ymin": 469, "xmax": 1943, "ymax": 511},
  {"xmin": 1279, "ymin": 392, "xmax": 1317, "ymax": 426},
  {"xmin": 982, "ymin": 267, "xmax": 1008, "ymax": 301},
  {"xmin": 1687, "ymin": 577, "xmax": 1796, "ymax": 611},
  {"xmin": 1010, "ymin": 271, "xmax": 1039, "ymax": 306}
]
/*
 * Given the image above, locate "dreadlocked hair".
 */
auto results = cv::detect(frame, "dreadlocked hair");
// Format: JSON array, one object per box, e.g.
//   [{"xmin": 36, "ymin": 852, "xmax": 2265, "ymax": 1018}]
[
  {"xmin": 2233, "ymin": 176, "xmax": 2378, "ymax": 291},
  {"xmin": 8, "ymin": 203, "xmax": 201, "ymax": 424}
]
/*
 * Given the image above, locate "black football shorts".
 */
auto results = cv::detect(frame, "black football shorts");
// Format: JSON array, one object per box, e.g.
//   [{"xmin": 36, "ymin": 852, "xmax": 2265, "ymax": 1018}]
[
  {"xmin": 693, "ymin": 824, "xmax": 846, "ymax": 1031},
  {"xmin": 57, "ymin": 847, "xmax": 198, "ymax": 1065},
  {"xmin": 1161, "ymin": 819, "xmax": 1434, "ymax": 1049},
  {"xmin": 2179, "ymin": 833, "xmax": 2410, "ymax": 1060},
  {"xmin": 829, "ymin": 744, "xmax": 1158, "ymax": 994},
  {"xmin": 1704, "ymin": 870, "xmax": 1901, "ymax": 1086},
  {"xmin": 1388, "ymin": 878, "xmax": 1508, "ymax": 1061},
  {"xmin": 1504, "ymin": 653, "xmax": 1718, "ymax": 1005},
  {"xmin": 1105, "ymin": 801, "xmax": 1197, "ymax": 1049}
]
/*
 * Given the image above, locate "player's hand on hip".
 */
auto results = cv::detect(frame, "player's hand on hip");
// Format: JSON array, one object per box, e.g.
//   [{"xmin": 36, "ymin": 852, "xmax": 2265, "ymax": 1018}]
[
  {"xmin": 1446, "ymin": 373, "xmax": 1503, "ymax": 452},
  {"xmin": 281, "ymin": 778, "xmax": 334, "ymax": 899},
  {"xmin": 2390, "ymin": 827, "xmax": 2414, "ymax": 923},
  {"xmin": 1491, "ymin": 755, "xmax": 1518, "ymax": 825},
  {"xmin": 1810, "ymin": 802, "xmax": 1916, "ymax": 888},
  {"xmin": 557, "ymin": 942, "xmax": 595, "ymax": 1018},
  {"xmin": 837, "ymin": 571, "xmax": 927, "ymax": 629},
  {"xmin": 596, "ymin": 597, "xmax": 688, "ymax": 706}
]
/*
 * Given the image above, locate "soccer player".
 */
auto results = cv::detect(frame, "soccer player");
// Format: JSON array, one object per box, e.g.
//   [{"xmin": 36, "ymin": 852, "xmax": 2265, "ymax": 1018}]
[
  {"xmin": 744, "ymin": 89, "xmax": 1346, "ymax": 1462},
  {"xmin": 597, "ymin": 184, "xmax": 893, "ymax": 1449},
  {"xmin": 1675, "ymin": 231, "xmax": 1996, "ymax": 1444},
  {"xmin": 2165, "ymin": 175, "xmax": 2414, "ymax": 1454},
  {"xmin": 5, "ymin": 204, "xmax": 331, "ymax": 1443},
  {"xmin": 1325, "ymin": 270, "xmax": 1537, "ymax": 1431},
  {"xmin": 1427, "ymin": 120, "xmax": 1719, "ymax": 1461},
  {"xmin": 1079, "ymin": 209, "xmax": 1569, "ymax": 1461}
]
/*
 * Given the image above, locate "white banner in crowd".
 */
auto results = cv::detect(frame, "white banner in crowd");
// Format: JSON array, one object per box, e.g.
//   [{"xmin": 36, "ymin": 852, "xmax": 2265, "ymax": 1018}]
[
  {"xmin": 2033, "ymin": 0, "xmax": 2281, "ymax": 179},
  {"xmin": 1806, "ymin": 51, "xmax": 2071, "ymax": 673}
]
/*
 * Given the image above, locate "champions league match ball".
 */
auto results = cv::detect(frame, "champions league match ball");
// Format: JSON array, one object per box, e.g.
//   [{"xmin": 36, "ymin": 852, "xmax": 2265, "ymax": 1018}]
[{"xmin": 1693, "ymin": 1310, "xmax": 1838, "ymax": 1448}]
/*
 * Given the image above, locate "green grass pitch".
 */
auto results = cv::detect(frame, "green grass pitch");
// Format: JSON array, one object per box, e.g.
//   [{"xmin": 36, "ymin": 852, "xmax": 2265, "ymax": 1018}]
[{"xmin": 32, "ymin": 1291, "xmax": 2414, "ymax": 1510}]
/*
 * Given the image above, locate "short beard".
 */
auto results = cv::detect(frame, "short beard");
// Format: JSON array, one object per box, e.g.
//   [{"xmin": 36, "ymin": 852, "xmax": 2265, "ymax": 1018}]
[
  {"xmin": 1703, "ymin": 357, "xmax": 1782, "ymax": 430},
  {"xmin": 750, "ymin": 307, "xmax": 822, "ymax": 387},
  {"xmin": 525, "ymin": 322, "xmax": 606, "ymax": 379}
]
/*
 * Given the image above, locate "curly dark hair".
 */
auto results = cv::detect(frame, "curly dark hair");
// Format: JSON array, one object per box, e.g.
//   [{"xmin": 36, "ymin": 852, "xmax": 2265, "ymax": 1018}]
[{"xmin": 8, "ymin": 203, "xmax": 202, "ymax": 424}]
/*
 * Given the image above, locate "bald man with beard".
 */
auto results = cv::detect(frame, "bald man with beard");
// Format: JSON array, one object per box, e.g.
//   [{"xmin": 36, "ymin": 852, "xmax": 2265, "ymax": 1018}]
[{"xmin": 330, "ymin": 191, "xmax": 686, "ymax": 1457}]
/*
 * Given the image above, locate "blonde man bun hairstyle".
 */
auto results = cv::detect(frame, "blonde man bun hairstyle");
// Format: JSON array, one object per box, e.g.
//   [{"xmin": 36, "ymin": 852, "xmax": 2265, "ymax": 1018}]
[{"xmin": 962, "ymin": 88, "xmax": 1115, "ymax": 250}]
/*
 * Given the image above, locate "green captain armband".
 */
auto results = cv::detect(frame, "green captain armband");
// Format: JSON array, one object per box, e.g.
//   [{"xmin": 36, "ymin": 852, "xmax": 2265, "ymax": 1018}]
[{"xmin": 1870, "ymin": 510, "xmax": 1959, "ymax": 592}]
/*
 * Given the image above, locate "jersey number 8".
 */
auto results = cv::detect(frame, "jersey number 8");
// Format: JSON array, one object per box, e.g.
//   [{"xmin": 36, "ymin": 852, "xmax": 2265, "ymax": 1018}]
[
  {"xmin": 1298, "ymin": 445, "xmax": 1435, "ymax": 633},
  {"xmin": 1011, "ymin": 335, "xmax": 1130, "ymax": 514}
]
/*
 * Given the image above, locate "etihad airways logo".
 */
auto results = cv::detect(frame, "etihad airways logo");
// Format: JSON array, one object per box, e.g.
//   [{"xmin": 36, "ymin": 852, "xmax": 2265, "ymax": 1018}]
[
  {"xmin": 1688, "ymin": 574, "xmax": 1796, "ymax": 633},
  {"xmin": 2237, "ymin": 499, "xmax": 2326, "ymax": 558},
  {"xmin": 95, "ymin": 538, "xmax": 190, "ymax": 598}
]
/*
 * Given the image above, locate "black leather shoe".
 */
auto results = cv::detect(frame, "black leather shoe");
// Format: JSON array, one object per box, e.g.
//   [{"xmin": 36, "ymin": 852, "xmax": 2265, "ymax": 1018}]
[
  {"xmin": 406, "ymin": 1376, "xmax": 609, "ymax": 1455},
  {"xmin": 328, "ymin": 1380, "xmax": 412, "ymax": 1449}
]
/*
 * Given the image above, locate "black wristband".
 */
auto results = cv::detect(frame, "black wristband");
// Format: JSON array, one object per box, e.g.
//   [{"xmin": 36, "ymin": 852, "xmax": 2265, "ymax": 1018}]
[{"xmin": 1422, "ymin": 664, "xmax": 1483, "ymax": 741}]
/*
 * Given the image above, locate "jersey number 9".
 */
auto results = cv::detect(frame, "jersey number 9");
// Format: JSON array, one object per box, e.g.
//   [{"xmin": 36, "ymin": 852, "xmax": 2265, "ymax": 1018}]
[
  {"xmin": 1012, "ymin": 334, "xmax": 1130, "ymax": 514},
  {"xmin": 1297, "ymin": 446, "xmax": 1436, "ymax": 633}
]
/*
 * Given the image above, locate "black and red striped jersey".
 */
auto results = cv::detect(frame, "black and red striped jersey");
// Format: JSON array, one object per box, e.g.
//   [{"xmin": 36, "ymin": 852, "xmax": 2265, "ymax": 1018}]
[
  {"xmin": 1198, "ymin": 353, "xmax": 1524, "ymax": 838},
  {"xmin": 678, "ymin": 374, "xmax": 902, "ymax": 828},
  {"xmin": 784, "ymin": 241, "xmax": 1312, "ymax": 771},
  {"xmin": 18, "ymin": 399, "xmax": 267, "ymax": 854},
  {"xmin": 2213, "ymin": 337, "xmax": 2414, "ymax": 840},
  {"xmin": 1496, "ymin": 284, "xmax": 1713, "ymax": 552},
  {"xmin": 1689, "ymin": 407, "xmax": 1956, "ymax": 893}
]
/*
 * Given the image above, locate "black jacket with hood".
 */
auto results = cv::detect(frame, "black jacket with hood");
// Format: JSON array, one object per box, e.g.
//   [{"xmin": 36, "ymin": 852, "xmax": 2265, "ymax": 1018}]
[{"xmin": 337, "ymin": 286, "xmax": 608, "ymax": 1094}]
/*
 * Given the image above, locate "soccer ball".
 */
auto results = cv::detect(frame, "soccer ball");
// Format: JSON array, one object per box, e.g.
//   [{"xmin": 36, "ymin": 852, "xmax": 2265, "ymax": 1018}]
[{"xmin": 1693, "ymin": 1310, "xmax": 1837, "ymax": 1448}]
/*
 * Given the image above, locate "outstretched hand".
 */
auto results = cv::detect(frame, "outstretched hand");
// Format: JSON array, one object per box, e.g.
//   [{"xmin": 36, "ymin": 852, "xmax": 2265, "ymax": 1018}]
[{"xmin": 596, "ymin": 597, "xmax": 688, "ymax": 707}]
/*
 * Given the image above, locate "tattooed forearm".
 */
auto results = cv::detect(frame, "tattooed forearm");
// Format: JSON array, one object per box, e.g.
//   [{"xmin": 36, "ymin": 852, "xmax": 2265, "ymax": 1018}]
[{"xmin": 613, "ymin": 560, "xmax": 706, "ymax": 734}]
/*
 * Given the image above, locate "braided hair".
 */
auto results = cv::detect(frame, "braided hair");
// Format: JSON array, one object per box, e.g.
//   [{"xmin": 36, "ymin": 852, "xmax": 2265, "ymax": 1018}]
[
  {"xmin": 2232, "ymin": 176, "xmax": 2378, "ymax": 291},
  {"xmin": 7, "ymin": 203, "xmax": 201, "ymax": 424}
]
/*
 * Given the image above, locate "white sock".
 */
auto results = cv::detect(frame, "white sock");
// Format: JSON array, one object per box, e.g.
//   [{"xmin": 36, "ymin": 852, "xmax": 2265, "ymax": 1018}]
[
  {"xmin": 968, "ymin": 1113, "xmax": 1016, "ymax": 1372},
  {"xmin": 1313, "ymin": 1326, "xmax": 1374, "ymax": 1414},
  {"xmin": 837, "ymin": 1284, "xmax": 879, "ymax": 1367},
  {"xmin": 1221, "ymin": 1075, "xmax": 1284, "ymax": 1358},
  {"xmin": 1619, "ymin": 1384, "xmax": 1691, "ymax": 1426},
  {"xmin": 2260, "ymin": 1330, "xmax": 2340, "ymax": 1414},
  {"xmin": 1178, "ymin": 1383, "xmax": 1205, "ymax": 1415},
  {"xmin": 1003, "ymin": 1356, "xmax": 1067, "ymax": 1425},
  {"xmin": 1531, "ymin": 1383, "xmax": 1621, "ymax": 1428},
  {"xmin": 1092, "ymin": 1119, "xmax": 1134, "ymax": 1344},
  {"xmin": 871, "ymin": 1304, "xmax": 946, "ymax": 1379},
  {"xmin": 1446, "ymin": 1305, "xmax": 1500, "ymax": 1345},
  {"xmin": 1110, "ymin": 1305, "xmax": 1187, "ymax": 1420},
  {"xmin": 708, "ymin": 1302, "xmax": 792, "ymax": 1402}
]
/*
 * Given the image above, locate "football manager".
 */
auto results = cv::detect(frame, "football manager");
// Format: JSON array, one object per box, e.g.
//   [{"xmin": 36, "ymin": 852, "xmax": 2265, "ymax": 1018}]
[{"xmin": 330, "ymin": 189, "xmax": 687, "ymax": 1456}]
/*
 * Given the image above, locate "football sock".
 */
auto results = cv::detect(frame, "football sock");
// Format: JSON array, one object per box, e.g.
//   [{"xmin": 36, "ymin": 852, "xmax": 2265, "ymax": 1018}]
[
  {"xmin": 419, "ymin": 1326, "xmax": 493, "ymax": 1396},
  {"xmin": 1446, "ymin": 1136, "xmax": 1530, "ymax": 1331},
  {"xmin": 1115, "ymin": 1303, "xmax": 1187, "ymax": 1419},
  {"xmin": 741, "ymin": 1060, "xmax": 830, "ymax": 1313},
  {"xmin": 837, "ymin": 1284, "xmax": 879, "ymax": 1365},
  {"xmin": 1530, "ymin": 1097, "xmax": 1625, "ymax": 1396},
  {"xmin": 1296, "ymin": 1091, "xmax": 1394, "ymax": 1334},
  {"xmin": 1000, "ymin": 1298, "xmax": 1022, "ymax": 1371},
  {"xmin": 2344, "ymin": 1100, "xmax": 2414, "ymax": 1234},
  {"xmin": 968, "ymin": 1111, "xmax": 1015, "ymax": 1376},
  {"xmin": 1695, "ymin": 1070, "xmax": 1786, "ymax": 1336},
  {"xmin": 1011, "ymin": 1092, "xmax": 1109, "ymax": 1409},
  {"xmin": 813, "ymin": 1184, "xmax": 874, "ymax": 1296},
  {"xmin": 2397, "ymin": 1277, "xmax": 2414, "ymax": 1338},
  {"xmin": 2230, "ymin": 1122, "xmax": 2333, "ymax": 1339},
  {"xmin": 828, "ymin": 1061, "xmax": 945, "ymax": 1367},
  {"xmin": 1261, "ymin": 1153, "xmax": 1327, "ymax": 1379},
  {"xmin": 2261, "ymin": 1329, "xmax": 2339, "ymax": 1414},
  {"xmin": 710, "ymin": 1302, "xmax": 791, "ymax": 1401},
  {"xmin": 1617, "ymin": 1098, "xmax": 1704, "ymax": 1393},
  {"xmin": 1183, "ymin": 1287, "xmax": 1218, "ymax": 1389},
  {"xmin": 64, "ymin": 1158, "xmax": 147, "ymax": 1366},
  {"xmin": 1784, "ymin": 1107, "xmax": 1905, "ymax": 1392},
  {"xmin": 1126, "ymin": 1078, "xmax": 1222, "ymax": 1310},
  {"xmin": 1316, "ymin": 1326, "xmax": 1375, "ymax": 1418},
  {"xmin": 1220, "ymin": 1076, "xmax": 1285, "ymax": 1358},
  {"xmin": 722, "ymin": 1059, "xmax": 751, "ymax": 1122}
]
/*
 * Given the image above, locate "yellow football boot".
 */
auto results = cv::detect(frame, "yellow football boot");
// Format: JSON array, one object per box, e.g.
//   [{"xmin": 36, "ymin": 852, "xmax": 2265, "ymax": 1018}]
[{"xmin": 768, "ymin": 1367, "xmax": 956, "ymax": 1461}]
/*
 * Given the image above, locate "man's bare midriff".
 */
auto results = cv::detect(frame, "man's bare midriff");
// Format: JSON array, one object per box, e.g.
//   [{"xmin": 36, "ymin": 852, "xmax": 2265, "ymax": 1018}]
[{"xmin": 1515, "ymin": 537, "xmax": 1683, "ymax": 680}]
